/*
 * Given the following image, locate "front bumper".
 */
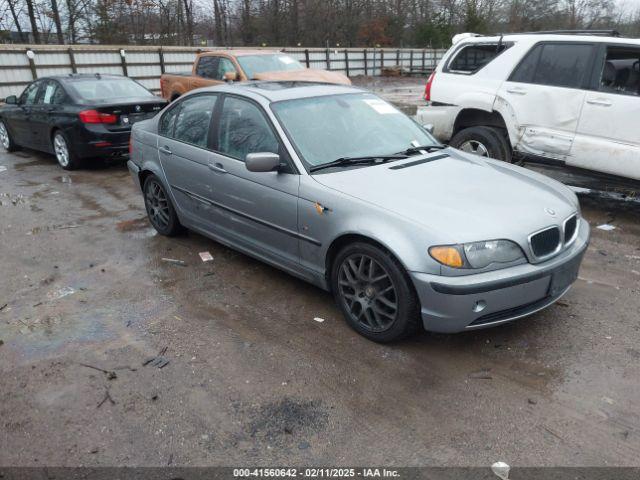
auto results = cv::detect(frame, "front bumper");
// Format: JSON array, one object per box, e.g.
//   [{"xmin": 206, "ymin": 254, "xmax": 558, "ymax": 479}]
[{"xmin": 410, "ymin": 218, "xmax": 590, "ymax": 333}]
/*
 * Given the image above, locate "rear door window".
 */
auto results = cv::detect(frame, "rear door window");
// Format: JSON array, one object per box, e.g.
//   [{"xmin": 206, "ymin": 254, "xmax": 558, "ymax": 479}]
[
  {"xmin": 599, "ymin": 46, "xmax": 640, "ymax": 96},
  {"xmin": 510, "ymin": 43, "xmax": 595, "ymax": 89},
  {"xmin": 39, "ymin": 81, "xmax": 67, "ymax": 105},
  {"xmin": 195, "ymin": 56, "xmax": 219, "ymax": 79},
  {"xmin": 171, "ymin": 94, "xmax": 217, "ymax": 148},
  {"xmin": 446, "ymin": 43, "xmax": 511, "ymax": 74}
]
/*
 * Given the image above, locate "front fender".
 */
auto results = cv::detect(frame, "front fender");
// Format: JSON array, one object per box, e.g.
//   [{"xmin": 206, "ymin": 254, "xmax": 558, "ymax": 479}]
[{"xmin": 298, "ymin": 177, "xmax": 444, "ymax": 283}]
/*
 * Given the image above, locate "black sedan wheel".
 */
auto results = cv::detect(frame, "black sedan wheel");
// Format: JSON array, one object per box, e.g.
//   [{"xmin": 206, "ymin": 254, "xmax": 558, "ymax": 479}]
[
  {"xmin": 0, "ymin": 120, "xmax": 19, "ymax": 152},
  {"xmin": 52, "ymin": 131, "xmax": 80, "ymax": 170},
  {"xmin": 331, "ymin": 242, "xmax": 420, "ymax": 342},
  {"xmin": 143, "ymin": 175, "xmax": 182, "ymax": 236}
]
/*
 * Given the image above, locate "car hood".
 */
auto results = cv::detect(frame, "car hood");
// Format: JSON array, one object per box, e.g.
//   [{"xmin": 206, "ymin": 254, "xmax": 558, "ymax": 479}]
[
  {"xmin": 253, "ymin": 69, "xmax": 351, "ymax": 85},
  {"xmin": 311, "ymin": 149, "xmax": 579, "ymax": 244}
]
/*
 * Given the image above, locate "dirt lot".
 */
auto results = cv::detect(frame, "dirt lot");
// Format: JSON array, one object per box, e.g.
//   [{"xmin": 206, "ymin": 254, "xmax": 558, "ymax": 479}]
[{"xmin": 1, "ymin": 135, "xmax": 640, "ymax": 467}]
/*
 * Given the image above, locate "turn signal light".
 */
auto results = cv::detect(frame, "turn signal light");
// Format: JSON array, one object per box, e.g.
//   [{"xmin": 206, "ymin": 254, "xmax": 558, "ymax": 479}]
[
  {"xmin": 79, "ymin": 110, "xmax": 117, "ymax": 124},
  {"xmin": 429, "ymin": 245, "xmax": 463, "ymax": 268}
]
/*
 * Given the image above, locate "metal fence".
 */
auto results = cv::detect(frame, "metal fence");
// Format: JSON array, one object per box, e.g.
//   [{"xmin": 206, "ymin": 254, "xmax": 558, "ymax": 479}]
[{"xmin": 0, "ymin": 44, "xmax": 446, "ymax": 99}]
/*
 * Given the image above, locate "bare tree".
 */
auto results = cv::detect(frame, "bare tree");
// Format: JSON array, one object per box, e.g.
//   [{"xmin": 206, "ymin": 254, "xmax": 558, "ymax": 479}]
[
  {"xmin": 26, "ymin": 0, "xmax": 41, "ymax": 43},
  {"xmin": 51, "ymin": 0, "xmax": 65, "ymax": 43}
]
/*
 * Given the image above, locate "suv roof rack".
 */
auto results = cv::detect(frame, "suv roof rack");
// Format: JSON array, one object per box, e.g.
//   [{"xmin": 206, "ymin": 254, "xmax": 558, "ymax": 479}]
[{"xmin": 518, "ymin": 29, "xmax": 621, "ymax": 37}]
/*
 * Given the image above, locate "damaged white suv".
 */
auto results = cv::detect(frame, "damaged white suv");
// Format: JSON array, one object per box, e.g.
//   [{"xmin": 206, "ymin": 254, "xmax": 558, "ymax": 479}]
[{"xmin": 417, "ymin": 31, "xmax": 640, "ymax": 181}]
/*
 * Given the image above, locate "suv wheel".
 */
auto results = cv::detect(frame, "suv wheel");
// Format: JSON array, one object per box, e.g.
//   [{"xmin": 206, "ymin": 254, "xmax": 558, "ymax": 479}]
[
  {"xmin": 450, "ymin": 126, "xmax": 512, "ymax": 163},
  {"xmin": 0, "ymin": 120, "xmax": 19, "ymax": 152},
  {"xmin": 331, "ymin": 242, "xmax": 420, "ymax": 343},
  {"xmin": 143, "ymin": 175, "xmax": 183, "ymax": 236}
]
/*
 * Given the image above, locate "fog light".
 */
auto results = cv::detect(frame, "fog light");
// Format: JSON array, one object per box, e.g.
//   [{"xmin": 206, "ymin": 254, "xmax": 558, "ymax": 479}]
[{"xmin": 472, "ymin": 300, "xmax": 487, "ymax": 313}]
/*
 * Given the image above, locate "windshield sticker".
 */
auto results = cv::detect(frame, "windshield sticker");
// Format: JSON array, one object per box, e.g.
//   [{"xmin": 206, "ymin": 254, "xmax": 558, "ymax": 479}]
[{"xmin": 363, "ymin": 99, "xmax": 398, "ymax": 115}]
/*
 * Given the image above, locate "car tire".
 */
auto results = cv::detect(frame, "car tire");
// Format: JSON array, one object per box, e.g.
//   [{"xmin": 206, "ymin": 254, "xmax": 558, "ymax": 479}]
[
  {"xmin": 0, "ymin": 119, "xmax": 19, "ymax": 152},
  {"xmin": 331, "ymin": 242, "xmax": 420, "ymax": 343},
  {"xmin": 143, "ymin": 175, "xmax": 183, "ymax": 236},
  {"xmin": 52, "ymin": 130, "xmax": 81, "ymax": 170},
  {"xmin": 450, "ymin": 126, "xmax": 512, "ymax": 163}
]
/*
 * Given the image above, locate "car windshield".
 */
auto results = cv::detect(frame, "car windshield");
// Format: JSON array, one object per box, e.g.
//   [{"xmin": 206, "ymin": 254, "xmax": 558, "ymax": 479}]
[
  {"xmin": 271, "ymin": 93, "xmax": 439, "ymax": 169},
  {"xmin": 66, "ymin": 77, "xmax": 154, "ymax": 104},
  {"xmin": 237, "ymin": 54, "xmax": 304, "ymax": 79}
]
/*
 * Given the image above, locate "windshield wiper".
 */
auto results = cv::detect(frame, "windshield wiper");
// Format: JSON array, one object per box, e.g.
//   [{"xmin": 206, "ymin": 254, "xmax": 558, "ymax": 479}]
[
  {"xmin": 399, "ymin": 144, "xmax": 447, "ymax": 155},
  {"xmin": 309, "ymin": 154, "xmax": 408, "ymax": 173}
]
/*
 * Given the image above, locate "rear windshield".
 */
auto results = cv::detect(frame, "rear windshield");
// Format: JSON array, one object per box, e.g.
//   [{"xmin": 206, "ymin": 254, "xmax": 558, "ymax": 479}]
[
  {"xmin": 237, "ymin": 55, "xmax": 304, "ymax": 79},
  {"xmin": 66, "ymin": 77, "xmax": 154, "ymax": 103},
  {"xmin": 446, "ymin": 43, "xmax": 511, "ymax": 74}
]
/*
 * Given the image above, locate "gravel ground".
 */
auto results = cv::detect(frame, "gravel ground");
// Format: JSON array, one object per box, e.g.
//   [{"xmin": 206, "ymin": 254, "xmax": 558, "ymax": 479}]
[{"xmin": 0, "ymin": 85, "xmax": 639, "ymax": 468}]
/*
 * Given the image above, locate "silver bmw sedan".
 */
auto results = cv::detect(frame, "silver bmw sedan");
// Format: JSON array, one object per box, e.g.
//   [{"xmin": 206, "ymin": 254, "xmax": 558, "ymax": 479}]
[{"xmin": 128, "ymin": 82, "xmax": 589, "ymax": 342}]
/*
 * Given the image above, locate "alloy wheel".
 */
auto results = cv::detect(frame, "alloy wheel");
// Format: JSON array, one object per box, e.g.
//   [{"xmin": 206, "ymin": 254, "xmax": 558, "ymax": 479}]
[
  {"xmin": 0, "ymin": 122, "xmax": 9, "ymax": 150},
  {"xmin": 53, "ymin": 134, "xmax": 70, "ymax": 167},
  {"xmin": 145, "ymin": 180, "xmax": 171, "ymax": 230},
  {"xmin": 337, "ymin": 253, "xmax": 398, "ymax": 333},
  {"xmin": 459, "ymin": 140, "xmax": 489, "ymax": 157}
]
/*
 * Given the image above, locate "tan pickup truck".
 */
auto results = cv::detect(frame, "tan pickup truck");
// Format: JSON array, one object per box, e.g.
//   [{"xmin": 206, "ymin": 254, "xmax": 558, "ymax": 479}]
[{"xmin": 160, "ymin": 50, "xmax": 351, "ymax": 101}]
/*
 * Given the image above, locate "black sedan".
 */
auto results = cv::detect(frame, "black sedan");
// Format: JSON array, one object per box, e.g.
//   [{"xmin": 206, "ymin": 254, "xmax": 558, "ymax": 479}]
[{"xmin": 0, "ymin": 74, "xmax": 166, "ymax": 170}]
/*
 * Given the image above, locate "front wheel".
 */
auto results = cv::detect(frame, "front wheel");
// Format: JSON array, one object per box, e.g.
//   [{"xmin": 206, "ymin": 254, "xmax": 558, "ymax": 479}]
[
  {"xmin": 143, "ymin": 175, "xmax": 183, "ymax": 236},
  {"xmin": 450, "ymin": 126, "xmax": 512, "ymax": 163},
  {"xmin": 0, "ymin": 119, "xmax": 19, "ymax": 152},
  {"xmin": 331, "ymin": 242, "xmax": 420, "ymax": 343}
]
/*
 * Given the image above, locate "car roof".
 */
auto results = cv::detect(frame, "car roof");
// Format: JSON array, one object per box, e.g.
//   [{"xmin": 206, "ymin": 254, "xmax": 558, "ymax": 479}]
[
  {"xmin": 44, "ymin": 73, "xmax": 128, "ymax": 82},
  {"xmin": 459, "ymin": 33, "xmax": 640, "ymax": 46},
  {"xmin": 200, "ymin": 50, "xmax": 291, "ymax": 57},
  {"xmin": 195, "ymin": 81, "xmax": 365, "ymax": 102}
]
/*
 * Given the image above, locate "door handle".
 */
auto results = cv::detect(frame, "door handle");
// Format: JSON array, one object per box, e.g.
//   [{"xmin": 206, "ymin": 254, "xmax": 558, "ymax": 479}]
[
  {"xmin": 159, "ymin": 145, "xmax": 172, "ymax": 155},
  {"xmin": 506, "ymin": 87, "xmax": 527, "ymax": 95},
  {"xmin": 586, "ymin": 98, "xmax": 612, "ymax": 107},
  {"xmin": 208, "ymin": 162, "xmax": 227, "ymax": 173}
]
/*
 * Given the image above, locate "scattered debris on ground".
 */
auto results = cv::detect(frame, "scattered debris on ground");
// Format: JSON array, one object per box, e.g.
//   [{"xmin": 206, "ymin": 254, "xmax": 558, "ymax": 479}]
[
  {"xmin": 47, "ymin": 286, "xmax": 76, "ymax": 300},
  {"xmin": 97, "ymin": 389, "xmax": 116, "ymax": 408},
  {"xmin": 199, "ymin": 251, "xmax": 214, "ymax": 262},
  {"xmin": 597, "ymin": 224, "xmax": 616, "ymax": 231},
  {"xmin": 491, "ymin": 461, "xmax": 510, "ymax": 480},
  {"xmin": 469, "ymin": 369, "xmax": 493, "ymax": 380},
  {"xmin": 313, "ymin": 317, "xmax": 325, "ymax": 323},
  {"xmin": 143, "ymin": 346, "xmax": 170, "ymax": 369},
  {"xmin": 161, "ymin": 258, "xmax": 187, "ymax": 267},
  {"xmin": 80, "ymin": 363, "xmax": 118, "ymax": 380}
]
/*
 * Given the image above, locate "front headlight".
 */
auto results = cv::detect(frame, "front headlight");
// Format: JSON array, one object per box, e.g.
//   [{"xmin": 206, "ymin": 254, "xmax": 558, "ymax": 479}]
[{"xmin": 429, "ymin": 240, "xmax": 524, "ymax": 269}]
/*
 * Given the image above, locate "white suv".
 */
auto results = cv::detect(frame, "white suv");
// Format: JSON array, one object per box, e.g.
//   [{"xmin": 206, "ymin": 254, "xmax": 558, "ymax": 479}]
[{"xmin": 417, "ymin": 31, "xmax": 640, "ymax": 181}]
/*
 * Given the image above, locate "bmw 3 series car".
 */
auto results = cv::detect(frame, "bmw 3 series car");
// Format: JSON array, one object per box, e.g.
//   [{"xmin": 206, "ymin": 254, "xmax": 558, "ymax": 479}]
[
  {"xmin": 0, "ymin": 74, "xmax": 166, "ymax": 170},
  {"xmin": 127, "ymin": 82, "xmax": 589, "ymax": 342}
]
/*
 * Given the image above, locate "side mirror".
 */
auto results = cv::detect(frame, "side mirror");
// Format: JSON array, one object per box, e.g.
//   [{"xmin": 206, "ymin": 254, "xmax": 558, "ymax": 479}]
[
  {"xmin": 246, "ymin": 152, "xmax": 280, "ymax": 172},
  {"xmin": 423, "ymin": 123, "xmax": 434, "ymax": 134},
  {"xmin": 223, "ymin": 71, "xmax": 238, "ymax": 82},
  {"xmin": 4, "ymin": 95, "xmax": 17, "ymax": 105}
]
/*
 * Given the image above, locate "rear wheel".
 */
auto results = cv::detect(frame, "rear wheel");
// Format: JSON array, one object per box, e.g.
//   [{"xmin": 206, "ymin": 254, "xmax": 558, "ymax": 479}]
[
  {"xmin": 450, "ymin": 126, "xmax": 512, "ymax": 163},
  {"xmin": 143, "ymin": 175, "xmax": 183, "ymax": 236},
  {"xmin": 331, "ymin": 242, "xmax": 420, "ymax": 343},
  {"xmin": 52, "ymin": 131, "xmax": 80, "ymax": 170},
  {"xmin": 0, "ymin": 119, "xmax": 19, "ymax": 152}
]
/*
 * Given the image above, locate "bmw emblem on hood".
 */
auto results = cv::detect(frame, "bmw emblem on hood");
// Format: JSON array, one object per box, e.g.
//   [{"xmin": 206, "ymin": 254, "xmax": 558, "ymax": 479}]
[{"xmin": 545, "ymin": 207, "xmax": 557, "ymax": 217}]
